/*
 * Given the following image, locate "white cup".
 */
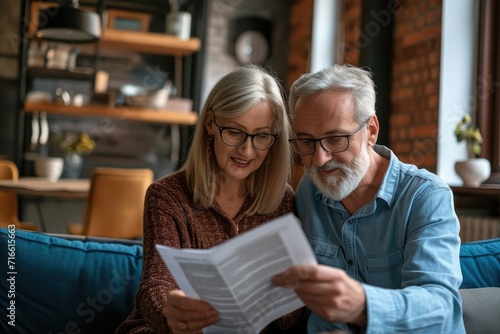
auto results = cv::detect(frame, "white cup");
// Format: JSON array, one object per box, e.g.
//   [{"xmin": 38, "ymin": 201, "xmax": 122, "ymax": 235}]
[
  {"xmin": 34, "ymin": 157, "xmax": 64, "ymax": 182},
  {"xmin": 166, "ymin": 11, "xmax": 191, "ymax": 40}
]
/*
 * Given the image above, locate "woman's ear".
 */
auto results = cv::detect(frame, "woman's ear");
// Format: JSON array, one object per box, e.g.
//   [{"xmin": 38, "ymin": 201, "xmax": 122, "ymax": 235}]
[{"xmin": 205, "ymin": 111, "xmax": 214, "ymax": 135}]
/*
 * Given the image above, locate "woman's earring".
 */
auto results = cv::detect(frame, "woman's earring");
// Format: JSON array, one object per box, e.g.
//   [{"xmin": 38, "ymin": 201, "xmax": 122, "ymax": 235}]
[{"xmin": 207, "ymin": 135, "xmax": 213, "ymax": 160}]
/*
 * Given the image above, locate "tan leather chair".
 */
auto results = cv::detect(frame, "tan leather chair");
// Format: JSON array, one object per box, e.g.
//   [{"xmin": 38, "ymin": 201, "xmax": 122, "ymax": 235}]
[
  {"xmin": 0, "ymin": 160, "xmax": 38, "ymax": 231},
  {"xmin": 68, "ymin": 167, "xmax": 153, "ymax": 239}
]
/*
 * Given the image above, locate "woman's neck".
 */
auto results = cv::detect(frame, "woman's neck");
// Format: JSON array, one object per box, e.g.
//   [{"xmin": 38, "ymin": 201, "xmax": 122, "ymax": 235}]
[{"xmin": 215, "ymin": 179, "xmax": 247, "ymax": 219}]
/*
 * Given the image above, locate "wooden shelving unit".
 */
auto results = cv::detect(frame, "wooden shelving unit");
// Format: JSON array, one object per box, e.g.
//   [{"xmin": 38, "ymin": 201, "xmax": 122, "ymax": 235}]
[
  {"xmin": 20, "ymin": 1, "xmax": 204, "ymax": 173},
  {"xmin": 24, "ymin": 102, "xmax": 198, "ymax": 126},
  {"xmin": 24, "ymin": 12, "xmax": 202, "ymax": 126},
  {"xmin": 26, "ymin": 30, "xmax": 201, "ymax": 124}
]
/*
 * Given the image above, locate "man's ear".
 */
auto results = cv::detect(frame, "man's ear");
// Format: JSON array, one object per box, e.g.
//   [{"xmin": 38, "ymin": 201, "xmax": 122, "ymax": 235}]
[{"xmin": 367, "ymin": 115, "xmax": 379, "ymax": 146}]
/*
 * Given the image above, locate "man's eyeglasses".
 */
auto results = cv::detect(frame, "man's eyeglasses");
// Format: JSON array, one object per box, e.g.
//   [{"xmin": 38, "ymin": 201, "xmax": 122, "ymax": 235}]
[
  {"xmin": 213, "ymin": 117, "xmax": 278, "ymax": 150},
  {"xmin": 289, "ymin": 117, "xmax": 371, "ymax": 155}
]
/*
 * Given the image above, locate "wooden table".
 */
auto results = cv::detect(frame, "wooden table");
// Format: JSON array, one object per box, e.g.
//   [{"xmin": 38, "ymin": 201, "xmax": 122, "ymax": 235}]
[
  {"xmin": 0, "ymin": 178, "xmax": 90, "ymax": 231},
  {"xmin": 0, "ymin": 177, "xmax": 90, "ymax": 197}
]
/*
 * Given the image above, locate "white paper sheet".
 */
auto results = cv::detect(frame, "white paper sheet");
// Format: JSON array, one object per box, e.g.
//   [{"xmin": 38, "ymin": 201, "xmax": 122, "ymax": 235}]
[{"xmin": 155, "ymin": 213, "xmax": 317, "ymax": 334}]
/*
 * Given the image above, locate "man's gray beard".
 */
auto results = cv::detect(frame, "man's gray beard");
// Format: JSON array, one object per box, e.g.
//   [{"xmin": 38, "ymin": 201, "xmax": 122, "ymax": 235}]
[{"xmin": 306, "ymin": 145, "xmax": 370, "ymax": 201}]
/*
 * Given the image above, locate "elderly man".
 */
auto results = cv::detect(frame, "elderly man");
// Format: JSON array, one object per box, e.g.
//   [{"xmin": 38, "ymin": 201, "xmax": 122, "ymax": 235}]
[{"xmin": 273, "ymin": 64, "xmax": 465, "ymax": 333}]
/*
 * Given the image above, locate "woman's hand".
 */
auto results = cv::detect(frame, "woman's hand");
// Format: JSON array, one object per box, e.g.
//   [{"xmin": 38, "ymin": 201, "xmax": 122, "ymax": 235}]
[{"xmin": 162, "ymin": 290, "xmax": 219, "ymax": 334}]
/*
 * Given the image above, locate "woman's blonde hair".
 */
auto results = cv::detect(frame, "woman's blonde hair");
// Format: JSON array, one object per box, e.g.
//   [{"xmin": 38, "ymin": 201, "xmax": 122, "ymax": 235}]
[{"xmin": 180, "ymin": 65, "xmax": 292, "ymax": 215}]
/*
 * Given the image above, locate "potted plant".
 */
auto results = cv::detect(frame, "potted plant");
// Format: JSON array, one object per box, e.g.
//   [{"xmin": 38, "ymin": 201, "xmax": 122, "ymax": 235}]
[
  {"xmin": 53, "ymin": 132, "xmax": 95, "ymax": 179},
  {"xmin": 455, "ymin": 114, "xmax": 483, "ymax": 158},
  {"xmin": 454, "ymin": 114, "xmax": 490, "ymax": 187}
]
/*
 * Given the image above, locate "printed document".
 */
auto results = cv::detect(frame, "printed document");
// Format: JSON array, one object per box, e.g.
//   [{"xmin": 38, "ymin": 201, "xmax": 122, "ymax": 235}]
[{"xmin": 155, "ymin": 213, "xmax": 317, "ymax": 334}]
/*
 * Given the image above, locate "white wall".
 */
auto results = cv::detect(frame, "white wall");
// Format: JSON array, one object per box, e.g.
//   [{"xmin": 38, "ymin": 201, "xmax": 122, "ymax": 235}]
[{"xmin": 437, "ymin": 0, "xmax": 479, "ymax": 185}]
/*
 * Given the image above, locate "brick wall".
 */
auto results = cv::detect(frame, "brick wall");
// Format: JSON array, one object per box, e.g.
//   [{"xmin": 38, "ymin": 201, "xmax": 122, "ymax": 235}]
[
  {"xmin": 390, "ymin": 0, "xmax": 442, "ymax": 172},
  {"xmin": 339, "ymin": 0, "xmax": 362, "ymax": 66},
  {"xmin": 286, "ymin": 0, "xmax": 313, "ymax": 188},
  {"xmin": 286, "ymin": 0, "xmax": 313, "ymax": 91},
  {"xmin": 288, "ymin": 0, "xmax": 443, "ymax": 173},
  {"xmin": 339, "ymin": 0, "xmax": 442, "ymax": 172}
]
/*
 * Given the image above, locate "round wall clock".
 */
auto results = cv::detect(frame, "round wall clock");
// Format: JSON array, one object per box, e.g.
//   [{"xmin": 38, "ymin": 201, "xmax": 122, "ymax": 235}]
[
  {"xmin": 234, "ymin": 16, "xmax": 272, "ymax": 65},
  {"xmin": 234, "ymin": 30, "xmax": 269, "ymax": 65}
]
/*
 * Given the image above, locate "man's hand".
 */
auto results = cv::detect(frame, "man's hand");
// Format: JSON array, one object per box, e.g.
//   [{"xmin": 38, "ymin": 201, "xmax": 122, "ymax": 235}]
[
  {"xmin": 272, "ymin": 265, "xmax": 367, "ymax": 327},
  {"xmin": 162, "ymin": 290, "xmax": 219, "ymax": 334}
]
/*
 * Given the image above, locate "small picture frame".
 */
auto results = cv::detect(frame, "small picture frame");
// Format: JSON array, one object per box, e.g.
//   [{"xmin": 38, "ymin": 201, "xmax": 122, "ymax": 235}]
[{"xmin": 107, "ymin": 9, "xmax": 151, "ymax": 32}]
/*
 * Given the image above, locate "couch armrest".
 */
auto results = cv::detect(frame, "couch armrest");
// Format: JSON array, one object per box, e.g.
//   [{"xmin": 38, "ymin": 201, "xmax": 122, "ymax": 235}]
[
  {"xmin": 460, "ymin": 287, "xmax": 500, "ymax": 334},
  {"xmin": 460, "ymin": 238, "xmax": 500, "ymax": 288}
]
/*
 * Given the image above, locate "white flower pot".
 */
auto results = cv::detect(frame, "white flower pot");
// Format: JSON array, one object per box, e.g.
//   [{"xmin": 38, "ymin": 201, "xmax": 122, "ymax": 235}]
[
  {"xmin": 34, "ymin": 157, "xmax": 64, "ymax": 182},
  {"xmin": 454, "ymin": 158, "xmax": 491, "ymax": 187}
]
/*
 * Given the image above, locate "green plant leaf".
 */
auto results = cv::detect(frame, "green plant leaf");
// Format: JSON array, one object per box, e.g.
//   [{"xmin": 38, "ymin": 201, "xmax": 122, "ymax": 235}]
[{"xmin": 454, "ymin": 114, "xmax": 482, "ymax": 157}]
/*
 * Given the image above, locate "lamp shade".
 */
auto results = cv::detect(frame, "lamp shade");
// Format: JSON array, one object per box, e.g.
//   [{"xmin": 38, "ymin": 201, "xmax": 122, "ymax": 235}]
[{"xmin": 37, "ymin": 7, "xmax": 101, "ymax": 43}]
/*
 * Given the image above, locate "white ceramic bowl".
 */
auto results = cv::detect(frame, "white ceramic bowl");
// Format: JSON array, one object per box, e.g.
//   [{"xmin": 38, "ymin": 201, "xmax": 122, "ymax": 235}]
[
  {"xmin": 34, "ymin": 157, "xmax": 64, "ymax": 182},
  {"xmin": 121, "ymin": 83, "xmax": 172, "ymax": 109}
]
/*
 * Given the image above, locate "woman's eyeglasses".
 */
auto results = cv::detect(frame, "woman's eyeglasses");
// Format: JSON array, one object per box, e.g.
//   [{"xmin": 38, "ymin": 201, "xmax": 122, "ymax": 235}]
[{"xmin": 213, "ymin": 117, "xmax": 277, "ymax": 150}]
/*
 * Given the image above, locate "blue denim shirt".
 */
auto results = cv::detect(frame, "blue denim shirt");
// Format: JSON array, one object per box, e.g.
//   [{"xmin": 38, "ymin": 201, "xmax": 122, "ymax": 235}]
[{"xmin": 296, "ymin": 145, "xmax": 465, "ymax": 334}]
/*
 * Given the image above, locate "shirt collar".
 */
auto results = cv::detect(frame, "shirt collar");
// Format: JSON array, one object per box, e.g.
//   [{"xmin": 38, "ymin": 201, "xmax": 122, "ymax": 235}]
[{"xmin": 372, "ymin": 145, "xmax": 399, "ymax": 207}]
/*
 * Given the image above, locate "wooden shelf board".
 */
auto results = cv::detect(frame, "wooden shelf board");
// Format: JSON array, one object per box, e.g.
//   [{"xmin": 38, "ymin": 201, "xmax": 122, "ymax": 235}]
[
  {"xmin": 100, "ymin": 30, "xmax": 201, "ymax": 56},
  {"xmin": 27, "ymin": 67, "xmax": 95, "ymax": 81},
  {"xmin": 24, "ymin": 102, "xmax": 198, "ymax": 126}
]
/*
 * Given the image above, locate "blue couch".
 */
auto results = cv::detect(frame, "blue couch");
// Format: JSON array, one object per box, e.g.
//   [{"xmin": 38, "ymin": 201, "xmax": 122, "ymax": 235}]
[
  {"xmin": 0, "ymin": 228, "xmax": 142, "ymax": 334},
  {"xmin": 0, "ymin": 229, "xmax": 499, "ymax": 334}
]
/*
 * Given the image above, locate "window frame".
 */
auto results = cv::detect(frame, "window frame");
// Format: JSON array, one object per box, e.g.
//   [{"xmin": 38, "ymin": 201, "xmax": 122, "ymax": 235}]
[{"xmin": 476, "ymin": 0, "xmax": 500, "ymax": 183}]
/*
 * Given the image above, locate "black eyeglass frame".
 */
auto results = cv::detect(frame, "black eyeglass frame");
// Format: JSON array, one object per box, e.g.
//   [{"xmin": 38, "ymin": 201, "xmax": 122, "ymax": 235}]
[
  {"xmin": 213, "ymin": 116, "xmax": 278, "ymax": 150},
  {"xmin": 289, "ymin": 117, "xmax": 371, "ymax": 155}
]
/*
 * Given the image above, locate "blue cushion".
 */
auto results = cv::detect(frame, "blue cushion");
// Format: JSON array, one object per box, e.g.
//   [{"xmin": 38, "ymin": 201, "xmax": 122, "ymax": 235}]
[
  {"xmin": 460, "ymin": 238, "xmax": 500, "ymax": 288},
  {"xmin": 0, "ymin": 228, "xmax": 143, "ymax": 334}
]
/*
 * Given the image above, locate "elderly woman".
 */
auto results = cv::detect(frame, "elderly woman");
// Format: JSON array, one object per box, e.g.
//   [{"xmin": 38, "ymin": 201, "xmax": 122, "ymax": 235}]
[{"xmin": 116, "ymin": 65, "xmax": 306, "ymax": 334}]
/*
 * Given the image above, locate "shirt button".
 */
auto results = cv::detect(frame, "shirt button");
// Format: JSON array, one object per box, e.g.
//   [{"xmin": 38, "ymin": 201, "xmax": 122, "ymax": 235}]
[{"xmin": 347, "ymin": 259, "xmax": 353, "ymax": 266}]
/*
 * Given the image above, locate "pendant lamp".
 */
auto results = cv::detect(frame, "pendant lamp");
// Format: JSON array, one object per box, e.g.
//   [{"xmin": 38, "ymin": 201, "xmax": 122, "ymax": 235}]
[{"xmin": 36, "ymin": 0, "xmax": 101, "ymax": 43}]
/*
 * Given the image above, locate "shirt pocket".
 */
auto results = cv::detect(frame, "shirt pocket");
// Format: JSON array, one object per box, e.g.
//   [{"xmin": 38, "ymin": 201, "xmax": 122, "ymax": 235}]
[
  {"xmin": 307, "ymin": 236, "xmax": 340, "ymax": 267},
  {"xmin": 365, "ymin": 248, "xmax": 404, "ymax": 287}
]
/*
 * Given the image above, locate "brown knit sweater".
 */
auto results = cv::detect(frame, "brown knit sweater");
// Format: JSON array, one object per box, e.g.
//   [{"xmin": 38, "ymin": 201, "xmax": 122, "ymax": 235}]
[{"xmin": 115, "ymin": 171, "xmax": 305, "ymax": 333}]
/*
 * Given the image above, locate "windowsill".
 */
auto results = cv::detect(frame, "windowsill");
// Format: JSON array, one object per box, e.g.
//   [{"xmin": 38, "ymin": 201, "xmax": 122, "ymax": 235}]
[
  {"xmin": 451, "ymin": 183, "xmax": 500, "ymax": 217},
  {"xmin": 483, "ymin": 172, "xmax": 500, "ymax": 185},
  {"xmin": 451, "ymin": 184, "xmax": 500, "ymax": 196}
]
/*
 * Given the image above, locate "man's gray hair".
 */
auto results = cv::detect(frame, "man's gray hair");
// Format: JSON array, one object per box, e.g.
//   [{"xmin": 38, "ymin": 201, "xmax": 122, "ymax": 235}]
[{"xmin": 288, "ymin": 64, "xmax": 376, "ymax": 123}]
